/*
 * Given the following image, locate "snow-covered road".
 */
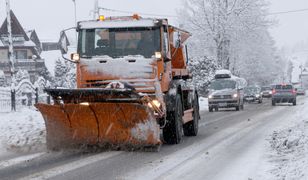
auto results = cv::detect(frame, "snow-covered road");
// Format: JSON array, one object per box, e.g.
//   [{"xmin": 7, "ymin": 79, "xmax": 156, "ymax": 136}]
[{"xmin": 0, "ymin": 96, "xmax": 307, "ymax": 180}]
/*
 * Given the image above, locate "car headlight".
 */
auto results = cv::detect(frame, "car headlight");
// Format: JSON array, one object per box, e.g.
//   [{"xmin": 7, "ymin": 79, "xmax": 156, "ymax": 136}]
[
  {"xmin": 208, "ymin": 95, "xmax": 213, "ymax": 99},
  {"xmin": 256, "ymin": 94, "xmax": 260, "ymax": 98},
  {"xmin": 269, "ymin": 91, "xmax": 272, "ymax": 95},
  {"xmin": 233, "ymin": 93, "xmax": 238, "ymax": 98}
]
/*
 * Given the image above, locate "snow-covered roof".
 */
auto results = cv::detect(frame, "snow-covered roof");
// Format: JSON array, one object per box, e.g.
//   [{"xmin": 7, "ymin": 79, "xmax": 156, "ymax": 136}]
[
  {"xmin": 215, "ymin": 69, "xmax": 232, "ymax": 76},
  {"xmin": 214, "ymin": 69, "xmax": 232, "ymax": 79},
  {"xmin": 79, "ymin": 19, "xmax": 157, "ymax": 29},
  {"xmin": 0, "ymin": 40, "xmax": 3, "ymax": 47}
]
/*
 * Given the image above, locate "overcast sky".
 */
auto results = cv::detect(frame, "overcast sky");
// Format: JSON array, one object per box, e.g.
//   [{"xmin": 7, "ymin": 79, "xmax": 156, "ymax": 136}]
[{"xmin": 0, "ymin": 0, "xmax": 308, "ymax": 48}]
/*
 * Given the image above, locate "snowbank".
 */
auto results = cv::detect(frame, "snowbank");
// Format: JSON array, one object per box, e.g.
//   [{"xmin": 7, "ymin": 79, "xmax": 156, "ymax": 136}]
[
  {"xmin": 267, "ymin": 98, "xmax": 308, "ymax": 179},
  {"xmin": 198, "ymin": 97, "xmax": 208, "ymax": 112},
  {"xmin": 0, "ymin": 108, "xmax": 46, "ymax": 153}
]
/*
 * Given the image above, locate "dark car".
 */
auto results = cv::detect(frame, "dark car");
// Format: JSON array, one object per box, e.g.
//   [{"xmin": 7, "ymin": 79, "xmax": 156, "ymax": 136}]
[
  {"xmin": 244, "ymin": 86, "xmax": 263, "ymax": 103},
  {"xmin": 272, "ymin": 84, "xmax": 297, "ymax": 106},
  {"xmin": 261, "ymin": 86, "xmax": 272, "ymax": 98}
]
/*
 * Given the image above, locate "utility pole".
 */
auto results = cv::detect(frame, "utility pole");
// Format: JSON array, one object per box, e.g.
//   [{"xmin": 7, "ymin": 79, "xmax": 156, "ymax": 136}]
[
  {"xmin": 72, "ymin": 0, "xmax": 77, "ymax": 42},
  {"xmin": 6, "ymin": 0, "xmax": 16, "ymax": 111},
  {"xmin": 93, "ymin": 0, "xmax": 99, "ymax": 19}
]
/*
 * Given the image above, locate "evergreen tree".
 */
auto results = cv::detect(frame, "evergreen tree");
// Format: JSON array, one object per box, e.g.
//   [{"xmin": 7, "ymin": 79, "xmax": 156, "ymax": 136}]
[
  {"xmin": 15, "ymin": 69, "xmax": 30, "ymax": 84},
  {"xmin": 189, "ymin": 56, "xmax": 218, "ymax": 95}
]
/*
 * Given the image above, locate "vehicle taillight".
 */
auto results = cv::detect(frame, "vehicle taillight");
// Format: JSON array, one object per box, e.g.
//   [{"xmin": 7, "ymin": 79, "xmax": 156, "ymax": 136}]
[{"xmin": 292, "ymin": 89, "xmax": 296, "ymax": 94}]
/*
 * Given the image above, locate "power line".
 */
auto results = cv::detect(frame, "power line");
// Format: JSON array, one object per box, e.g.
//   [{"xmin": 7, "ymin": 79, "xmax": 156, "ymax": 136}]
[
  {"xmin": 268, "ymin": 8, "xmax": 308, "ymax": 15},
  {"xmin": 98, "ymin": 7, "xmax": 177, "ymax": 18},
  {"xmin": 97, "ymin": 6, "xmax": 308, "ymax": 18}
]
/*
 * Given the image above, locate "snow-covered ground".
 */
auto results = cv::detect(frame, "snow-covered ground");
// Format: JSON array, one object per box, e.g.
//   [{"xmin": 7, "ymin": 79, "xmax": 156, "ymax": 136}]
[
  {"xmin": 1, "ymin": 96, "xmax": 308, "ymax": 180},
  {"xmin": 266, "ymin": 96, "xmax": 308, "ymax": 179},
  {"xmin": 0, "ymin": 107, "xmax": 46, "ymax": 155}
]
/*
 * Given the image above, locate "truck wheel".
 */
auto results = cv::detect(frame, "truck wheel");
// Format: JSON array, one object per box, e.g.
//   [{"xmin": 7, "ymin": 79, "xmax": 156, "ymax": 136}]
[
  {"xmin": 163, "ymin": 94, "xmax": 183, "ymax": 144},
  {"xmin": 183, "ymin": 94, "xmax": 199, "ymax": 136}
]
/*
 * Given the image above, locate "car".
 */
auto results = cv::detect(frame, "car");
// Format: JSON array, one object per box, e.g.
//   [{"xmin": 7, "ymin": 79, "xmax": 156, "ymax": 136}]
[
  {"xmin": 272, "ymin": 84, "xmax": 297, "ymax": 106},
  {"xmin": 296, "ymin": 87, "xmax": 306, "ymax": 95},
  {"xmin": 244, "ymin": 86, "xmax": 263, "ymax": 103},
  {"xmin": 208, "ymin": 70, "xmax": 246, "ymax": 112},
  {"xmin": 261, "ymin": 86, "xmax": 272, "ymax": 98}
]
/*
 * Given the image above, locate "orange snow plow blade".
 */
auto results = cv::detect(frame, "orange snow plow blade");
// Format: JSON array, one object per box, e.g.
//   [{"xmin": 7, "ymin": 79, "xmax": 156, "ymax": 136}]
[{"xmin": 36, "ymin": 101, "xmax": 161, "ymax": 150}]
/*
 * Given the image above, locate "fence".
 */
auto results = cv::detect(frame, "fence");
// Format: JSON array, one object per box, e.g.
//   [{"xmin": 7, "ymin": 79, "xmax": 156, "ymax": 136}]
[{"xmin": 0, "ymin": 78, "xmax": 50, "ymax": 112}]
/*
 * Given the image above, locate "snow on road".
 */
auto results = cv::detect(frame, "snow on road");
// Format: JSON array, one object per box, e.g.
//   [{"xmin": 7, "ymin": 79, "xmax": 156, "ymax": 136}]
[
  {"xmin": 0, "ymin": 96, "xmax": 307, "ymax": 180},
  {"xmin": 199, "ymin": 97, "xmax": 208, "ymax": 112}
]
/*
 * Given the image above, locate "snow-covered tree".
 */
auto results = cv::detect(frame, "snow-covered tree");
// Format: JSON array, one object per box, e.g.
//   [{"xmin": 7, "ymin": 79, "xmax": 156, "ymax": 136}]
[
  {"xmin": 189, "ymin": 56, "xmax": 218, "ymax": 94},
  {"xmin": 179, "ymin": 0, "xmax": 283, "ymax": 86},
  {"xmin": 54, "ymin": 58, "xmax": 76, "ymax": 88},
  {"xmin": 15, "ymin": 69, "xmax": 30, "ymax": 84}
]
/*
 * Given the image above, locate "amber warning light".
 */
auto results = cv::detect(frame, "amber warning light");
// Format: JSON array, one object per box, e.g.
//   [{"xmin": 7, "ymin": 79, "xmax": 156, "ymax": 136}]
[{"xmin": 99, "ymin": 15, "xmax": 105, "ymax": 21}]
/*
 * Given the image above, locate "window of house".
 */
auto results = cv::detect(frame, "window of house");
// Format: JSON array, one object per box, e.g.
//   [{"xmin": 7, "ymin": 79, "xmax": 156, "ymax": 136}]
[{"xmin": 14, "ymin": 50, "xmax": 28, "ymax": 59}]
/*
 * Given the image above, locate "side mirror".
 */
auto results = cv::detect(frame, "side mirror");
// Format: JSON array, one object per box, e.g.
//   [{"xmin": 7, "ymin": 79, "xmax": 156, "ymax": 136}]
[
  {"xmin": 58, "ymin": 27, "xmax": 78, "ymax": 63},
  {"xmin": 59, "ymin": 31, "xmax": 70, "ymax": 55},
  {"xmin": 295, "ymin": 88, "xmax": 298, "ymax": 91}
]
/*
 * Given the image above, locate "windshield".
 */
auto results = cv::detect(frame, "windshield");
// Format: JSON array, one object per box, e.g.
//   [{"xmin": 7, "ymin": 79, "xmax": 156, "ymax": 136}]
[
  {"xmin": 209, "ymin": 79, "xmax": 236, "ymax": 90},
  {"xmin": 275, "ymin": 85, "xmax": 293, "ymax": 90},
  {"xmin": 261, "ymin": 86, "xmax": 271, "ymax": 91},
  {"xmin": 244, "ymin": 87, "xmax": 260, "ymax": 94},
  {"xmin": 78, "ymin": 27, "xmax": 161, "ymax": 58}
]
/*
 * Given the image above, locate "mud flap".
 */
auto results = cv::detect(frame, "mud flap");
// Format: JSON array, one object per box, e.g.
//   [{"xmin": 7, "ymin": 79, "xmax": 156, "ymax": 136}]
[{"xmin": 35, "ymin": 103, "xmax": 161, "ymax": 150}]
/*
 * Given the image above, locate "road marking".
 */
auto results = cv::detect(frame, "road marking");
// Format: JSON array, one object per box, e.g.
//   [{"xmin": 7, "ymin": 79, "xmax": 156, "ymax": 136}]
[
  {"xmin": 19, "ymin": 151, "xmax": 122, "ymax": 180},
  {"xmin": 0, "ymin": 152, "xmax": 45, "ymax": 169}
]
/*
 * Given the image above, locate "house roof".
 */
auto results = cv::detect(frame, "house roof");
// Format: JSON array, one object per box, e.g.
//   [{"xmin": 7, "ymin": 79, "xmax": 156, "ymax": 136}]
[{"xmin": 0, "ymin": 10, "xmax": 29, "ymax": 41}]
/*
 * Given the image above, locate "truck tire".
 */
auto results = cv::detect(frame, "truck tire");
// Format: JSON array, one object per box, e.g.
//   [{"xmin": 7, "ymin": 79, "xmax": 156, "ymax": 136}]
[
  {"xmin": 183, "ymin": 94, "xmax": 199, "ymax": 136},
  {"xmin": 163, "ymin": 94, "xmax": 183, "ymax": 144}
]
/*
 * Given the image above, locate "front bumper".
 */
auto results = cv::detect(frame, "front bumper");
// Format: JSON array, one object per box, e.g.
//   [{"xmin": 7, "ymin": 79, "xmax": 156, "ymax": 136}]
[
  {"xmin": 244, "ymin": 96, "xmax": 261, "ymax": 102},
  {"xmin": 208, "ymin": 99, "xmax": 239, "ymax": 108}
]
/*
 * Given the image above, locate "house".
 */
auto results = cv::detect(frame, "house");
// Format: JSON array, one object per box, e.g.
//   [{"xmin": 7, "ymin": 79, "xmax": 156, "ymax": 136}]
[{"xmin": 0, "ymin": 10, "xmax": 45, "ymax": 85}]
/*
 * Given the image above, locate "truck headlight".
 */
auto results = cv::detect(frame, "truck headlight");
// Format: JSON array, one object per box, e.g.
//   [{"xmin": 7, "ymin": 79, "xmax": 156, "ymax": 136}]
[
  {"xmin": 208, "ymin": 95, "xmax": 213, "ymax": 99},
  {"xmin": 148, "ymin": 100, "xmax": 161, "ymax": 109}
]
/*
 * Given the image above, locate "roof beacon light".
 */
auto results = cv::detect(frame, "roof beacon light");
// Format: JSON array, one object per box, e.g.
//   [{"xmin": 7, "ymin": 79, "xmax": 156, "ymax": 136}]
[
  {"xmin": 132, "ymin": 14, "xmax": 140, "ymax": 20},
  {"xmin": 99, "ymin": 15, "xmax": 105, "ymax": 21}
]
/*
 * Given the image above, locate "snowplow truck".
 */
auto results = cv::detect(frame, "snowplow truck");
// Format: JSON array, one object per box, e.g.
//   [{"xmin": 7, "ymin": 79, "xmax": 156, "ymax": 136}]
[{"xmin": 35, "ymin": 15, "xmax": 200, "ymax": 150}]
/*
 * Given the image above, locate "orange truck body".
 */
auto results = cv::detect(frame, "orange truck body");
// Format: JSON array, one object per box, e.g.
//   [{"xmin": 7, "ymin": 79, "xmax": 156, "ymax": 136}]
[{"xmin": 36, "ymin": 16, "xmax": 199, "ymax": 151}]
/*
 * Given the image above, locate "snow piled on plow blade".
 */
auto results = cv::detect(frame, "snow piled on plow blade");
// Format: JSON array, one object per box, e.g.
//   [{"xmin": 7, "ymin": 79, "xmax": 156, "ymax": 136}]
[{"xmin": 35, "ymin": 102, "xmax": 161, "ymax": 151}]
